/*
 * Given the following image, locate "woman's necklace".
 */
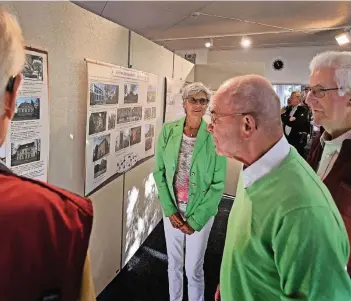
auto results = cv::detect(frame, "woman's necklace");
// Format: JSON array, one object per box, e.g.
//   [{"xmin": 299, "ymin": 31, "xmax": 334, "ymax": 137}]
[{"xmin": 185, "ymin": 120, "xmax": 200, "ymax": 137}]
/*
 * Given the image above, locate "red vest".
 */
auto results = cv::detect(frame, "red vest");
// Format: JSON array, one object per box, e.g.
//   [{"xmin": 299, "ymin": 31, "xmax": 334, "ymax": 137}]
[
  {"xmin": 0, "ymin": 166, "xmax": 93, "ymax": 301},
  {"xmin": 308, "ymin": 134, "xmax": 351, "ymax": 269}
]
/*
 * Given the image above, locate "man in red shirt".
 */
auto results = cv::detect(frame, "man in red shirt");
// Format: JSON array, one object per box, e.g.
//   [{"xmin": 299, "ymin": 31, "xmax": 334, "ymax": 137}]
[{"xmin": 0, "ymin": 7, "xmax": 94, "ymax": 300}]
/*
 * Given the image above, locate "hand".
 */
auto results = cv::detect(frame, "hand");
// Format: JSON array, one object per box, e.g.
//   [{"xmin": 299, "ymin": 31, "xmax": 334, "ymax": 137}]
[
  {"xmin": 289, "ymin": 116, "xmax": 296, "ymax": 121},
  {"xmin": 169, "ymin": 212, "xmax": 184, "ymax": 229},
  {"xmin": 179, "ymin": 222, "xmax": 195, "ymax": 235},
  {"xmin": 215, "ymin": 284, "xmax": 220, "ymax": 301}
]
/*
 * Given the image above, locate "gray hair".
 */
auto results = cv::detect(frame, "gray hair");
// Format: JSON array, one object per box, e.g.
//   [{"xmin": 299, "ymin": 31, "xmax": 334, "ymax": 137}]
[
  {"xmin": 309, "ymin": 51, "xmax": 351, "ymax": 96},
  {"xmin": 182, "ymin": 82, "xmax": 212, "ymax": 101},
  {"xmin": 0, "ymin": 7, "xmax": 25, "ymax": 114}
]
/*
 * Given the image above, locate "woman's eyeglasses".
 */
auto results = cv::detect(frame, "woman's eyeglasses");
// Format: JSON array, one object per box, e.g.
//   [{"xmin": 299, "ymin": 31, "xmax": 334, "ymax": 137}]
[
  {"xmin": 187, "ymin": 97, "xmax": 209, "ymax": 106},
  {"xmin": 304, "ymin": 85, "xmax": 340, "ymax": 98}
]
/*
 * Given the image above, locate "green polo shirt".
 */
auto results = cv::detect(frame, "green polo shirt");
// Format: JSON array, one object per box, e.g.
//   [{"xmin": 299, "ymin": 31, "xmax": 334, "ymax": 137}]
[{"xmin": 220, "ymin": 148, "xmax": 351, "ymax": 301}]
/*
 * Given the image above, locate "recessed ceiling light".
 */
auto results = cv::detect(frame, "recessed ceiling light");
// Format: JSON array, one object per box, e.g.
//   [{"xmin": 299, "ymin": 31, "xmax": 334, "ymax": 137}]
[
  {"xmin": 335, "ymin": 32, "xmax": 351, "ymax": 46},
  {"xmin": 205, "ymin": 38, "xmax": 213, "ymax": 48},
  {"xmin": 241, "ymin": 36, "xmax": 252, "ymax": 48}
]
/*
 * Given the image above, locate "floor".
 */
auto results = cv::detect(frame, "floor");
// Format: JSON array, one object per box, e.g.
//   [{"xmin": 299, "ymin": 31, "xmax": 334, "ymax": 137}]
[{"xmin": 97, "ymin": 197, "xmax": 233, "ymax": 301}]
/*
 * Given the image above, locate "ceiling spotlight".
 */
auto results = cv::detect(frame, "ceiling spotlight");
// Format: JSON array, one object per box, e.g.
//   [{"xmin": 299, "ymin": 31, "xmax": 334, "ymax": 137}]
[
  {"xmin": 241, "ymin": 36, "xmax": 252, "ymax": 48},
  {"xmin": 335, "ymin": 31, "xmax": 351, "ymax": 46},
  {"xmin": 205, "ymin": 38, "xmax": 213, "ymax": 48}
]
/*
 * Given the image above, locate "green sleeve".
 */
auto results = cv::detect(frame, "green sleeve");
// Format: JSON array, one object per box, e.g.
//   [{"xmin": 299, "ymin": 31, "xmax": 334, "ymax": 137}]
[
  {"xmin": 153, "ymin": 126, "xmax": 177, "ymax": 217},
  {"xmin": 187, "ymin": 154, "xmax": 227, "ymax": 231},
  {"xmin": 273, "ymin": 207, "xmax": 351, "ymax": 301}
]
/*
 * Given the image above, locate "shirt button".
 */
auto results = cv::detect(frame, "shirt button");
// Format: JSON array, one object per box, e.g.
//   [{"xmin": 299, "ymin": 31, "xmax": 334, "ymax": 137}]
[
  {"xmin": 191, "ymin": 172, "xmax": 195, "ymax": 176},
  {"xmin": 192, "ymin": 183, "xmax": 196, "ymax": 187}
]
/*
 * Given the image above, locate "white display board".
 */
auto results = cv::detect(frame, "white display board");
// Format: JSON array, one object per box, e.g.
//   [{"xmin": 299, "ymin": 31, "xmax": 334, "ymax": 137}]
[
  {"xmin": 0, "ymin": 48, "xmax": 49, "ymax": 182},
  {"xmin": 164, "ymin": 77, "xmax": 188, "ymax": 123},
  {"xmin": 85, "ymin": 60, "xmax": 159, "ymax": 196}
]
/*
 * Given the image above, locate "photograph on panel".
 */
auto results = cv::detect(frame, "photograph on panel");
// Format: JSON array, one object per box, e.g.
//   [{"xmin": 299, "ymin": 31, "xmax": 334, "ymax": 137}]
[
  {"xmin": 131, "ymin": 106, "xmax": 142, "ymax": 122},
  {"xmin": 130, "ymin": 125, "xmax": 142, "ymax": 146},
  {"xmin": 145, "ymin": 124, "xmax": 155, "ymax": 152},
  {"xmin": 115, "ymin": 128, "xmax": 130, "ymax": 152},
  {"xmin": 152, "ymin": 107, "xmax": 156, "ymax": 119},
  {"xmin": 116, "ymin": 152, "xmax": 138, "ymax": 173},
  {"xmin": 23, "ymin": 54, "xmax": 43, "ymax": 81},
  {"xmin": 92, "ymin": 134, "xmax": 110, "ymax": 162},
  {"xmin": 124, "ymin": 83, "xmax": 139, "ymax": 104},
  {"xmin": 11, "ymin": 139, "xmax": 41, "ymax": 167},
  {"xmin": 144, "ymin": 107, "xmax": 152, "ymax": 120},
  {"xmin": 108, "ymin": 110, "xmax": 116, "ymax": 130},
  {"xmin": 94, "ymin": 157, "xmax": 107, "ymax": 179},
  {"xmin": 89, "ymin": 111, "xmax": 107, "ymax": 135},
  {"xmin": 147, "ymin": 84, "xmax": 156, "ymax": 103},
  {"xmin": 117, "ymin": 106, "xmax": 142, "ymax": 124},
  {"xmin": 0, "ymin": 144, "xmax": 5, "ymax": 164},
  {"xmin": 13, "ymin": 97, "xmax": 40, "ymax": 121},
  {"xmin": 90, "ymin": 83, "xmax": 119, "ymax": 106}
]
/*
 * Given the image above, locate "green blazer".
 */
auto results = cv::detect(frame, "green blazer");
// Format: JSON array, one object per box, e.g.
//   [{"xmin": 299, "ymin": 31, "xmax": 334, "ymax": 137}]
[{"xmin": 153, "ymin": 117, "xmax": 227, "ymax": 231}]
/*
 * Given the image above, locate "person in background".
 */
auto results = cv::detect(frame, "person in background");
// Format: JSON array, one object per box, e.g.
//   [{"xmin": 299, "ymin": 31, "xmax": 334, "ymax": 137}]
[
  {"xmin": 209, "ymin": 75, "xmax": 351, "ymax": 301},
  {"xmin": 306, "ymin": 51, "xmax": 351, "ymax": 275},
  {"xmin": 153, "ymin": 82, "xmax": 227, "ymax": 301},
  {"xmin": 281, "ymin": 91, "xmax": 311, "ymax": 157},
  {"xmin": 0, "ymin": 7, "xmax": 95, "ymax": 300}
]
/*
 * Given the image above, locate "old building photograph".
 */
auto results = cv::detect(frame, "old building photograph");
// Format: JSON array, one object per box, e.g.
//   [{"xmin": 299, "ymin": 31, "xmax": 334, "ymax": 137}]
[
  {"xmin": 115, "ymin": 128, "xmax": 130, "ymax": 152},
  {"xmin": 90, "ymin": 83, "xmax": 119, "ymax": 106},
  {"xmin": 89, "ymin": 111, "xmax": 107, "ymax": 135},
  {"xmin": 108, "ymin": 111, "xmax": 116, "ymax": 130},
  {"xmin": 130, "ymin": 126, "xmax": 141, "ymax": 146},
  {"xmin": 144, "ymin": 107, "xmax": 152, "ymax": 120},
  {"xmin": 147, "ymin": 84, "xmax": 156, "ymax": 103},
  {"xmin": 124, "ymin": 83, "xmax": 139, "ymax": 104},
  {"xmin": 93, "ymin": 134, "xmax": 110, "ymax": 162},
  {"xmin": 94, "ymin": 158, "xmax": 107, "ymax": 179},
  {"xmin": 11, "ymin": 139, "xmax": 40, "ymax": 167},
  {"xmin": 13, "ymin": 97, "xmax": 40, "ymax": 121},
  {"xmin": 145, "ymin": 124, "xmax": 155, "ymax": 152},
  {"xmin": 23, "ymin": 54, "xmax": 43, "ymax": 81}
]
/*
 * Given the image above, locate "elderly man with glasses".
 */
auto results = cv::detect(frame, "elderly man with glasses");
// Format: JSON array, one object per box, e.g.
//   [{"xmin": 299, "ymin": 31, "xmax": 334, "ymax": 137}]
[
  {"xmin": 306, "ymin": 51, "xmax": 351, "ymax": 275},
  {"xmin": 208, "ymin": 74, "xmax": 351, "ymax": 301}
]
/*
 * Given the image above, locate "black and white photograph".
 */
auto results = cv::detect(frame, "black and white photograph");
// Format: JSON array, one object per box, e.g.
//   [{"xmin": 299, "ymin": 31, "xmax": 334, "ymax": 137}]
[
  {"xmin": 0, "ymin": 145, "xmax": 6, "ymax": 164},
  {"xmin": 116, "ymin": 152, "xmax": 138, "ymax": 173},
  {"xmin": 144, "ymin": 107, "xmax": 152, "ymax": 120},
  {"xmin": 13, "ymin": 97, "xmax": 40, "ymax": 121},
  {"xmin": 130, "ymin": 125, "xmax": 142, "ymax": 146},
  {"xmin": 117, "ymin": 106, "xmax": 142, "ymax": 124},
  {"xmin": 94, "ymin": 158, "xmax": 107, "ymax": 179},
  {"xmin": 90, "ymin": 83, "xmax": 119, "ymax": 106},
  {"xmin": 145, "ymin": 124, "xmax": 155, "ymax": 151},
  {"xmin": 11, "ymin": 139, "xmax": 41, "ymax": 167},
  {"xmin": 23, "ymin": 54, "xmax": 43, "ymax": 81},
  {"xmin": 89, "ymin": 111, "xmax": 107, "ymax": 135},
  {"xmin": 115, "ymin": 128, "xmax": 130, "ymax": 152},
  {"xmin": 147, "ymin": 85, "xmax": 156, "ymax": 103},
  {"xmin": 124, "ymin": 83, "xmax": 139, "ymax": 104},
  {"xmin": 108, "ymin": 110, "xmax": 116, "ymax": 130},
  {"xmin": 92, "ymin": 134, "xmax": 110, "ymax": 162},
  {"xmin": 152, "ymin": 107, "xmax": 156, "ymax": 119}
]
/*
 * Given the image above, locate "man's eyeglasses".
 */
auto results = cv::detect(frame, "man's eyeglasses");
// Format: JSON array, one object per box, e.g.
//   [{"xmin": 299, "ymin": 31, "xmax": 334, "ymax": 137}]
[
  {"xmin": 208, "ymin": 111, "xmax": 254, "ymax": 125},
  {"xmin": 187, "ymin": 97, "xmax": 209, "ymax": 106},
  {"xmin": 303, "ymin": 85, "xmax": 340, "ymax": 98}
]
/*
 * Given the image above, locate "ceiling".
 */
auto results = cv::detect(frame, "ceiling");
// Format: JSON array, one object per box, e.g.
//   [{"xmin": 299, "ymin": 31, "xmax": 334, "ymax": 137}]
[{"xmin": 73, "ymin": 1, "xmax": 351, "ymax": 51}]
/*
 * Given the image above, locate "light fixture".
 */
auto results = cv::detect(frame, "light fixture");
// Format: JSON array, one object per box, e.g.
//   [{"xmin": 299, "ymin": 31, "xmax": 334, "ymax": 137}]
[
  {"xmin": 241, "ymin": 36, "xmax": 252, "ymax": 48},
  {"xmin": 335, "ymin": 30, "xmax": 351, "ymax": 46},
  {"xmin": 205, "ymin": 38, "xmax": 213, "ymax": 48}
]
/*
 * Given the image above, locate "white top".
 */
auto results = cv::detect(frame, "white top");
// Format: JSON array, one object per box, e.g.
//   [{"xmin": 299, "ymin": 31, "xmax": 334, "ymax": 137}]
[
  {"xmin": 317, "ymin": 129, "xmax": 351, "ymax": 180},
  {"xmin": 285, "ymin": 105, "xmax": 298, "ymax": 136},
  {"xmin": 243, "ymin": 136, "xmax": 291, "ymax": 188}
]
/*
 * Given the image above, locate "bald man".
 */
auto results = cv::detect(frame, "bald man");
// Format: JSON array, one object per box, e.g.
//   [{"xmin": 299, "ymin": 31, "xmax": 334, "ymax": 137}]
[{"xmin": 208, "ymin": 75, "xmax": 351, "ymax": 301}]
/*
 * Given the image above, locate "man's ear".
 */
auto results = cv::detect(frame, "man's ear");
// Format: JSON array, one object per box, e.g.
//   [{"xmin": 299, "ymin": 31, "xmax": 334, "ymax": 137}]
[
  {"xmin": 4, "ymin": 74, "xmax": 22, "ymax": 120},
  {"xmin": 243, "ymin": 115, "xmax": 257, "ymax": 139}
]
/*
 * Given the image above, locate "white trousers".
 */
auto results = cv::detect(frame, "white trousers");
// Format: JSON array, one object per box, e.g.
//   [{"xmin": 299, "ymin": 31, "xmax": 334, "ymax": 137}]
[{"xmin": 163, "ymin": 216, "xmax": 214, "ymax": 301}]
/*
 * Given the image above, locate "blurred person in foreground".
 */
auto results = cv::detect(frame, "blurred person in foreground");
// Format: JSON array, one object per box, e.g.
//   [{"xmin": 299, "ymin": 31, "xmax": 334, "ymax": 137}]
[
  {"xmin": 153, "ymin": 82, "xmax": 227, "ymax": 301},
  {"xmin": 281, "ymin": 91, "xmax": 311, "ymax": 156},
  {"xmin": 0, "ymin": 7, "xmax": 94, "ymax": 301},
  {"xmin": 306, "ymin": 51, "xmax": 351, "ymax": 275},
  {"xmin": 208, "ymin": 74, "xmax": 351, "ymax": 301}
]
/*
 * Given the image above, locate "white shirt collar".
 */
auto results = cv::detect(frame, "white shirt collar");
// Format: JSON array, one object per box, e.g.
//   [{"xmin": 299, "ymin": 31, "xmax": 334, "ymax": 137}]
[
  {"xmin": 243, "ymin": 136, "xmax": 291, "ymax": 188},
  {"xmin": 320, "ymin": 129, "xmax": 351, "ymax": 153}
]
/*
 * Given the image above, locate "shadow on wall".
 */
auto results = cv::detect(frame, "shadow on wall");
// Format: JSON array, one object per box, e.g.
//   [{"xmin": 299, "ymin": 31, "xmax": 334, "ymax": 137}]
[{"xmin": 124, "ymin": 173, "xmax": 162, "ymax": 266}]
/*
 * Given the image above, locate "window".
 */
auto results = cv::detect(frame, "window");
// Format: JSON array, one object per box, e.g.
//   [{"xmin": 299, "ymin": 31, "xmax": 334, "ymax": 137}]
[{"xmin": 272, "ymin": 84, "xmax": 304, "ymax": 108}]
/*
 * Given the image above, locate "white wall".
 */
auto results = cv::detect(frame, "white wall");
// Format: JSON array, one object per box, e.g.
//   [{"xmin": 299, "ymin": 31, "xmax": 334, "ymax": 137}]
[
  {"xmin": 175, "ymin": 48, "xmax": 209, "ymax": 65},
  {"xmin": 6, "ymin": 1, "xmax": 194, "ymax": 296},
  {"xmin": 208, "ymin": 45, "xmax": 346, "ymax": 84}
]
